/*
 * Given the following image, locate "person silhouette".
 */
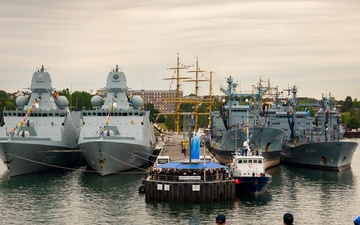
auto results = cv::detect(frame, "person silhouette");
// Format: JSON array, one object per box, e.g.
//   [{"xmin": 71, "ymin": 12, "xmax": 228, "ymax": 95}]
[
  {"xmin": 215, "ymin": 213, "xmax": 226, "ymax": 225},
  {"xmin": 283, "ymin": 213, "xmax": 293, "ymax": 225}
]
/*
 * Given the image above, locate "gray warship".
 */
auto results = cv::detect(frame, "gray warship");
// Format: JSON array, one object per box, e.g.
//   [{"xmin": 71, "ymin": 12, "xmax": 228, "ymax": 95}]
[
  {"xmin": 0, "ymin": 66, "xmax": 80, "ymax": 177},
  {"xmin": 271, "ymin": 85, "xmax": 358, "ymax": 171},
  {"xmin": 207, "ymin": 76, "xmax": 285, "ymax": 169},
  {"xmin": 77, "ymin": 65, "xmax": 156, "ymax": 176}
]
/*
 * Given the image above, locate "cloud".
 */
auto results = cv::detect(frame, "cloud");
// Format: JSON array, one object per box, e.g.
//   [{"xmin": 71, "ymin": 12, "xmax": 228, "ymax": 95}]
[{"xmin": 0, "ymin": 0, "xmax": 359, "ymax": 100}]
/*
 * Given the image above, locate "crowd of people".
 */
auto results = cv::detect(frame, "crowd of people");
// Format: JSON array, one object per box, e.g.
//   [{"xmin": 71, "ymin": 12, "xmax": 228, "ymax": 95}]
[{"xmin": 149, "ymin": 167, "xmax": 230, "ymax": 181}]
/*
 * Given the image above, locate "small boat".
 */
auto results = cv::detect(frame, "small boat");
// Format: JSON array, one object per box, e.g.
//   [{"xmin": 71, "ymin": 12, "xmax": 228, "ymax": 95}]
[{"xmin": 230, "ymin": 140, "xmax": 272, "ymax": 195}]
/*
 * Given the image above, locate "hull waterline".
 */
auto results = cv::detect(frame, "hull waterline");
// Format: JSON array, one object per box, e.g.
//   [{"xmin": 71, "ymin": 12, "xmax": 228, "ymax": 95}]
[
  {"xmin": 0, "ymin": 141, "xmax": 80, "ymax": 177},
  {"xmin": 281, "ymin": 141, "xmax": 358, "ymax": 171},
  {"xmin": 79, "ymin": 140, "xmax": 152, "ymax": 176}
]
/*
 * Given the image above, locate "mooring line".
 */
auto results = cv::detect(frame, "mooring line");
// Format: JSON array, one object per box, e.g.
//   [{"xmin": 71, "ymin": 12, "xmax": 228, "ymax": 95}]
[{"xmin": 6, "ymin": 153, "xmax": 147, "ymax": 175}]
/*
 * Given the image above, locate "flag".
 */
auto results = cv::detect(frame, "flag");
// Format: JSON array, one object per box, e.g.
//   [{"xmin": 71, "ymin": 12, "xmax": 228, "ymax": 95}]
[
  {"xmin": 191, "ymin": 129, "xmax": 201, "ymax": 160},
  {"xmin": 53, "ymin": 91, "xmax": 59, "ymax": 100}
]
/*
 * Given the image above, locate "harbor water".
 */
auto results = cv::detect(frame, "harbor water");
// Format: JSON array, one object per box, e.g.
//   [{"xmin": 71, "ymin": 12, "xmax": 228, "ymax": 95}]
[{"xmin": 1, "ymin": 139, "xmax": 359, "ymax": 224}]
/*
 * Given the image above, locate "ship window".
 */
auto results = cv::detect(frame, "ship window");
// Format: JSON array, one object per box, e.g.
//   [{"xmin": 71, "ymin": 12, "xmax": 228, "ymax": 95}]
[
  {"xmin": 42, "ymin": 113, "xmax": 48, "ymax": 117},
  {"xmin": 253, "ymin": 160, "xmax": 257, "ymax": 163},
  {"xmin": 135, "ymin": 112, "xmax": 139, "ymax": 116},
  {"xmin": 92, "ymin": 112, "xmax": 97, "ymax": 116},
  {"xmin": 60, "ymin": 113, "xmax": 65, "ymax": 117},
  {"xmin": 243, "ymin": 160, "xmax": 247, "ymax": 163},
  {"xmin": 55, "ymin": 113, "xmax": 59, "ymax": 116},
  {"xmin": 258, "ymin": 160, "xmax": 262, "ymax": 163},
  {"xmin": 248, "ymin": 160, "xmax": 253, "ymax": 163},
  {"xmin": 129, "ymin": 112, "xmax": 133, "ymax": 116},
  {"xmin": 82, "ymin": 112, "xmax": 87, "ymax": 116},
  {"xmin": 238, "ymin": 160, "xmax": 243, "ymax": 163},
  {"xmin": 123, "ymin": 113, "xmax": 128, "ymax": 116},
  {"xmin": 49, "ymin": 113, "xmax": 53, "ymax": 116},
  {"xmin": 97, "ymin": 112, "xmax": 102, "ymax": 116},
  {"xmin": 102, "ymin": 112, "xmax": 107, "ymax": 116}
]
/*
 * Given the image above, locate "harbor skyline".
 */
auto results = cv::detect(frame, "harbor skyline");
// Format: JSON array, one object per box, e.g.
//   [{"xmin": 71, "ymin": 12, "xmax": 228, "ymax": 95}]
[{"xmin": 1, "ymin": 0, "xmax": 359, "ymax": 100}]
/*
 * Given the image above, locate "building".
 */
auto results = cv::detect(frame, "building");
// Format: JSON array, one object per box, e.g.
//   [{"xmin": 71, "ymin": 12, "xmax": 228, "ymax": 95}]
[{"xmin": 129, "ymin": 89, "xmax": 183, "ymax": 113}]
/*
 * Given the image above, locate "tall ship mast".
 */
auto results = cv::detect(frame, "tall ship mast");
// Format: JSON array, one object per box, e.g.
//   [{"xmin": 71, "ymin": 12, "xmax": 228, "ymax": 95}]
[
  {"xmin": 163, "ymin": 53, "xmax": 192, "ymax": 133},
  {"xmin": 162, "ymin": 54, "xmax": 214, "ymax": 133}
]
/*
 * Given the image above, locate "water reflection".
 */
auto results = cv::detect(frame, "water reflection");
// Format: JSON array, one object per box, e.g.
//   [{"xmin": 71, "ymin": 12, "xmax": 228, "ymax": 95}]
[{"xmin": 235, "ymin": 191, "xmax": 272, "ymax": 206}]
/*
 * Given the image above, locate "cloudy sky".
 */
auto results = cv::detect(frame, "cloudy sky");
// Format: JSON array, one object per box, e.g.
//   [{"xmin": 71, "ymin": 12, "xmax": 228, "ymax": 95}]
[{"xmin": 1, "ymin": 0, "xmax": 359, "ymax": 100}]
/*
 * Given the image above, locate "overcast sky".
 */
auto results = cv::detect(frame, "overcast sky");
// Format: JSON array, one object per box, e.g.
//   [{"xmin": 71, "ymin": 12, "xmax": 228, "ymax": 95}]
[{"xmin": 1, "ymin": 0, "xmax": 359, "ymax": 100}]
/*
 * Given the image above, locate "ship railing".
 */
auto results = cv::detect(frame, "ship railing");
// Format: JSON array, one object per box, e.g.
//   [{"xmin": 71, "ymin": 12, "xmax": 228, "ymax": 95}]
[{"xmin": 149, "ymin": 173, "xmax": 230, "ymax": 182}]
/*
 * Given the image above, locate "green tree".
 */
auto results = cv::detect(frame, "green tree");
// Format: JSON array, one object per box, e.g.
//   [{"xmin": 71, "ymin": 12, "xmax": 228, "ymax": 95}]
[
  {"xmin": 0, "ymin": 90, "xmax": 8, "ymax": 110},
  {"xmin": 341, "ymin": 112, "xmax": 350, "ymax": 127},
  {"xmin": 340, "ymin": 96, "xmax": 353, "ymax": 112},
  {"xmin": 70, "ymin": 91, "xmax": 92, "ymax": 110},
  {"xmin": 157, "ymin": 115, "xmax": 166, "ymax": 123},
  {"xmin": 59, "ymin": 88, "xmax": 71, "ymax": 100},
  {"xmin": 0, "ymin": 90, "xmax": 16, "ymax": 110},
  {"xmin": 347, "ymin": 108, "xmax": 360, "ymax": 129},
  {"xmin": 165, "ymin": 115, "xmax": 175, "ymax": 131},
  {"xmin": 144, "ymin": 103, "xmax": 160, "ymax": 123}
]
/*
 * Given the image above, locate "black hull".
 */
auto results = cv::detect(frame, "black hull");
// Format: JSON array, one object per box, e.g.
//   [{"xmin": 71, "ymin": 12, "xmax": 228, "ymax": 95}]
[{"xmin": 233, "ymin": 176, "xmax": 272, "ymax": 195}]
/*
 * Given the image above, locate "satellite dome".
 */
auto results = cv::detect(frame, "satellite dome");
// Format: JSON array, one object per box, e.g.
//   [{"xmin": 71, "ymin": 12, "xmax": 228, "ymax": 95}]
[
  {"xmin": 91, "ymin": 95, "xmax": 103, "ymax": 107},
  {"xmin": 131, "ymin": 95, "xmax": 144, "ymax": 109},
  {"xmin": 55, "ymin": 96, "xmax": 69, "ymax": 108},
  {"xmin": 16, "ymin": 96, "xmax": 28, "ymax": 107}
]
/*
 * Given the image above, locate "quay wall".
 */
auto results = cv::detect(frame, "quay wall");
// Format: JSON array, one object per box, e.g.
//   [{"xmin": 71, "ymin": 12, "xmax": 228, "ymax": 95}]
[{"xmin": 145, "ymin": 179, "xmax": 235, "ymax": 202}]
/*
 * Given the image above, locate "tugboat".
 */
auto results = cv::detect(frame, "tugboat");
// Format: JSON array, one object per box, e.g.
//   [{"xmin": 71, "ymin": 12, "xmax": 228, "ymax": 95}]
[{"xmin": 230, "ymin": 140, "xmax": 272, "ymax": 195}]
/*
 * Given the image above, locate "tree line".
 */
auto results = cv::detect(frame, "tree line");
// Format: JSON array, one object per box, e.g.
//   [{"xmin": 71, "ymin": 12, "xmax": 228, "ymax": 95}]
[{"xmin": 1, "ymin": 89, "xmax": 359, "ymax": 130}]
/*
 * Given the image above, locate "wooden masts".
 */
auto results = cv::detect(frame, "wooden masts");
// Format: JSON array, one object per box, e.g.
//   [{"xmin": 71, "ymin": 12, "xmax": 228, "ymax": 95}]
[
  {"xmin": 163, "ymin": 54, "xmax": 214, "ymax": 133},
  {"xmin": 164, "ymin": 53, "xmax": 192, "ymax": 133},
  {"xmin": 186, "ymin": 57, "xmax": 209, "ymax": 131}
]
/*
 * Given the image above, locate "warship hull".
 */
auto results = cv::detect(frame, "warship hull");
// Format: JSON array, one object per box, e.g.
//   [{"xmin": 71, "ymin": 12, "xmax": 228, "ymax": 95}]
[
  {"xmin": 281, "ymin": 141, "xmax": 358, "ymax": 171},
  {"xmin": 79, "ymin": 139, "xmax": 153, "ymax": 176},
  {"xmin": 208, "ymin": 127, "xmax": 285, "ymax": 169},
  {"xmin": 0, "ymin": 140, "xmax": 79, "ymax": 177}
]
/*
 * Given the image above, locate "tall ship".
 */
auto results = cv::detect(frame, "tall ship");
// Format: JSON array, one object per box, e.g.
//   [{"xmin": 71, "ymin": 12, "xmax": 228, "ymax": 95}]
[
  {"xmin": 77, "ymin": 65, "xmax": 156, "ymax": 176},
  {"xmin": 0, "ymin": 65, "xmax": 80, "ymax": 177},
  {"xmin": 270, "ymin": 85, "xmax": 358, "ymax": 171},
  {"xmin": 206, "ymin": 76, "xmax": 285, "ymax": 169}
]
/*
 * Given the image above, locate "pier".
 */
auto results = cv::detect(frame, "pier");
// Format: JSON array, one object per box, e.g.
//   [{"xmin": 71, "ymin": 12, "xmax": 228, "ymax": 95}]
[{"xmin": 143, "ymin": 133, "xmax": 236, "ymax": 202}]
